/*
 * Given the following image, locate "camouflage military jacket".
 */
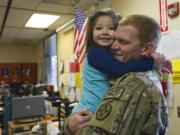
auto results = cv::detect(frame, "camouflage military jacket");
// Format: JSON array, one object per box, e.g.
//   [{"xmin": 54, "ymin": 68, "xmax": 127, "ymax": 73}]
[{"xmin": 62, "ymin": 71, "xmax": 169, "ymax": 135}]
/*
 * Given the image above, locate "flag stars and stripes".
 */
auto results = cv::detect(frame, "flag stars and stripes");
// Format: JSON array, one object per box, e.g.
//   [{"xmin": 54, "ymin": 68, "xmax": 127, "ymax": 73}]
[{"xmin": 74, "ymin": 6, "xmax": 88, "ymax": 63}]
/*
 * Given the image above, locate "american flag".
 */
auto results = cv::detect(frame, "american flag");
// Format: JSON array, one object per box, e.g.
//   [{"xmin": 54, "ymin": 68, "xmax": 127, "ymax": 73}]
[{"xmin": 74, "ymin": 6, "xmax": 88, "ymax": 63}]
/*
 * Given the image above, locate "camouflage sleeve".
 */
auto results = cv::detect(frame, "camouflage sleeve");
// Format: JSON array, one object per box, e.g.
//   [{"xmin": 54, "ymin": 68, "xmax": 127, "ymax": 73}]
[
  {"xmin": 60, "ymin": 117, "xmax": 72, "ymax": 135},
  {"xmin": 160, "ymin": 96, "xmax": 169, "ymax": 134},
  {"xmin": 61, "ymin": 116, "xmax": 109, "ymax": 135},
  {"xmin": 141, "ymin": 88, "xmax": 169, "ymax": 135},
  {"xmin": 76, "ymin": 126, "xmax": 109, "ymax": 135}
]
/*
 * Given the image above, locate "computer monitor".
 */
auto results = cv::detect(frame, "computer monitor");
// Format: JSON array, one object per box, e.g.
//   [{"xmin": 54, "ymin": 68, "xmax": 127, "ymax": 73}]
[{"xmin": 12, "ymin": 96, "xmax": 45, "ymax": 120}]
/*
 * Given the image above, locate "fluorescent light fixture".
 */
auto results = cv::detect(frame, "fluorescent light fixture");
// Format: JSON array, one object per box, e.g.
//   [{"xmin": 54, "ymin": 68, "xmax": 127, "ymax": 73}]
[{"xmin": 25, "ymin": 13, "xmax": 60, "ymax": 28}]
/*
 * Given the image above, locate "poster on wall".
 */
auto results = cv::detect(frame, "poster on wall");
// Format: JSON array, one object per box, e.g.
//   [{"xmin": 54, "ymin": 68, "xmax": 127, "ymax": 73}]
[
  {"xmin": 13, "ymin": 68, "xmax": 19, "ymax": 76},
  {"xmin": 159, "ymin": 0, "xmax": 168, "ymax": 33},
  {"xmin": 157, "ymin": 30, "xmax": 180, "ymax": 59},
  {"xmin": 2, "ymin": 68, "xmax": 8, "ymax": 77}
]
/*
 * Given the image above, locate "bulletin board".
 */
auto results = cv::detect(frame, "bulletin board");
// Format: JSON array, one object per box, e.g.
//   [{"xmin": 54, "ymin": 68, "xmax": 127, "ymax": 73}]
[
  {"xmin": 157, "ymin": 30, "xmax": 180, "ymax": 83},
  {"xmin": 172, "ymin": 59, "xmax": 180, "ymax": 83}
]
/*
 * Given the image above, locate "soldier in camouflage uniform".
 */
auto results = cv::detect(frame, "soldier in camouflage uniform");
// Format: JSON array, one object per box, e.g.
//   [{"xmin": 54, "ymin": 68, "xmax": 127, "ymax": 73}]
[{"xmin": 62, "ymin": 14, "xmax": 169, "ymax": 135}]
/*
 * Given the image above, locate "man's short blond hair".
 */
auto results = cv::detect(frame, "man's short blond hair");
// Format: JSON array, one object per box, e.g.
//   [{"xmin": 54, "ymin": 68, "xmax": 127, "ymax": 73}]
[{"xmin": 119, "ymin": 15, "xmax": 161, "ymax": 49}]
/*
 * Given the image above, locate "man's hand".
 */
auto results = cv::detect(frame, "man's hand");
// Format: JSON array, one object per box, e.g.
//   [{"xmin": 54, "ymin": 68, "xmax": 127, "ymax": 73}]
[{"xmin": 68, "ymin": 108, "xmax": 92, "ymax": 134}]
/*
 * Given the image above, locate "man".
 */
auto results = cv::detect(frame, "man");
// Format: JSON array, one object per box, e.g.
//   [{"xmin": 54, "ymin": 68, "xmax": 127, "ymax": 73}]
[{"xmin": 63, "ymin": 14, "xmax": 169, "ymax": 135}]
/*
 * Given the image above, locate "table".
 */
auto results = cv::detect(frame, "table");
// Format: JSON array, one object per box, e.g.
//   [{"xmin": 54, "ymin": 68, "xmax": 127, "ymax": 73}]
[{"xmin": 8, "ymin": 119, "xmax": 47, "ymax": 135}]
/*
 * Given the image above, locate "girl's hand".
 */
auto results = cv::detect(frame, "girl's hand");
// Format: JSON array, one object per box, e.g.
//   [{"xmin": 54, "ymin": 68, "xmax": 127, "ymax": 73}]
[{"xmin": 150, "ymin": 52, "xmax": 173, "ymax": 75}]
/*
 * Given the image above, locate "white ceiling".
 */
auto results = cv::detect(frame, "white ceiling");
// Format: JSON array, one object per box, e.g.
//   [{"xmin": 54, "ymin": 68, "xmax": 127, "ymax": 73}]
[{"xmin": 0, "ymin": 0, "xmax": 100, "ymax": 45}]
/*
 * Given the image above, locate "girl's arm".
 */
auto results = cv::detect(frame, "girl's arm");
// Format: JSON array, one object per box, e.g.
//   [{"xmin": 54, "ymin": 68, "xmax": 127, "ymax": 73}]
[
  {"xmin": 87, "ymin": 47, "xmax": 154, "ymax": 77},
  {"xmin": 150, "ymin": 52, "xmax": 173, "ymax": 75}
]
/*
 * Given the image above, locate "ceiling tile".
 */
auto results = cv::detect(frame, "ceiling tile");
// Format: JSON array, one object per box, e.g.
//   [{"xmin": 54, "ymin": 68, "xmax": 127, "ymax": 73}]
[
  {"xmin": 42, "ymin": 0, "xmax": 77, "ymax": 6},
  {"xmin": 17, "ymin": 28, "xmax": 43, "ymax": 39},
  {"xmin": 37, "ymin": 29, "xmax": 54, "ymax": 39},
  {"xmin": 1, "ymin": 27, "xmax": 20, "ymax": 38},
  {"xmin": 37, "ymin": 3, "xmax": 74, "ymax": 15},
  {"xmin": 0, "ymin": 0, "xmax": 8, "ymax": 6},
  {"xmin": 6, "ymin": 8, "xmax": 33, "ymax": 28},
  {"xmin": 0, "ymin": 7, "xmax": 6, "ymax": 26},
  {"xmin": 78, "ymin": 0, "xmax": 97, "ymax": 10},
  {"xmin": 49, "ymin": 15, "xmax": 74, "ymax": 30},
  {"xmin": 0, "ymin": 38, "xmax": 14, "ymax": 44},
  {"xmin": 0, "ymin": 0, "xmax": 103, "ymax": 45},
  {"xmin": 11, "ymin": 0, "xmax": 41, "ymax": 9}
]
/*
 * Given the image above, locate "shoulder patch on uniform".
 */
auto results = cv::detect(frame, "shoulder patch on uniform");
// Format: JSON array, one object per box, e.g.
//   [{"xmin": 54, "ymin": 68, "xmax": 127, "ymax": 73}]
[
  {"xmin": 105, "ymin": 87, "xmax": 124, "ymax": 99},
  {"xmin": 96, "ymin": 103, "xmax": 112, "ymax": 121}
]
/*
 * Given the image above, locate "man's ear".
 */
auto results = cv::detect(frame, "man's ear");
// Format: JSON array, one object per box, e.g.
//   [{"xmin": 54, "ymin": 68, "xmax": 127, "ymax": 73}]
[{"xmin": 141, "ymin": 42, "xmax": 155, "ymax": 56}]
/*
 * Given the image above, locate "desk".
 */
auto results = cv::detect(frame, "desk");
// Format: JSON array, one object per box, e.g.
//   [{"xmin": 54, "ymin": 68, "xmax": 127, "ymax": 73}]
[
  {"xmin": 0, "ymin": 89, "xmax": 9, "ymax": 126},
  {"xmin": 8, "ymin": 119, "xmax": 47, "ymax": 135}
]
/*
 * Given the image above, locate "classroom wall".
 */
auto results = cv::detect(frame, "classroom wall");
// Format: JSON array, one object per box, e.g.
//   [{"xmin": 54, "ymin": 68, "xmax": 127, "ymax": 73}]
[
  {"xmin": 112, "ymin": 0, "xmax": 180, "ymax": 135},
  {"xmin": 112, "ymin": 0, "xmax": 180, "ymax": 31},
  {"xmin": 57, "ymin": 29, "xmax": 74, "ymax": 61},
  {"xmin": 35, "ymin": 41, "xmax": 44, "ymax": 82},
  {"xmin": 0, "ymin": 44, "xmax": 37, "ymax": 62},
  {"xmin": 57, "ymin": 28, "xmax": 74, "ymax": 89},
  {"xmin": 0, "ymin": 42, "xmax": 43, "ymax": 82}
]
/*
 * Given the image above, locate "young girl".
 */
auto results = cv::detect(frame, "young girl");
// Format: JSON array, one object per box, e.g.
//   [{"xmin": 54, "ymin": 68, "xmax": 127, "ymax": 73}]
[
  {"xmin": 64, "ymin": 11, "xmax": 172, "ymax": 135},
  {"xmin": 71, "ymin": 11, "xmax": 154, "ymax": 113}
]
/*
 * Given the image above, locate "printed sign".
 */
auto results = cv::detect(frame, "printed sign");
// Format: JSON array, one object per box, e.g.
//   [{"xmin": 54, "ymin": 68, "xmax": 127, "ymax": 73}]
[{"xmin": 159, "ymin": 0, "xmax": 168, "ymax": 32}]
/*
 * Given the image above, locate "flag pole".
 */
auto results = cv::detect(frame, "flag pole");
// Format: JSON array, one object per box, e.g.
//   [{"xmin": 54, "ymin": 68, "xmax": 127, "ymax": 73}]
[
  {"xmin": 71, "ymin": 0, "xmax": 80, "ymax": 8},
  {"xmin": 71, "ymin": 0, "xmax": 86, "ymax": 15}
]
